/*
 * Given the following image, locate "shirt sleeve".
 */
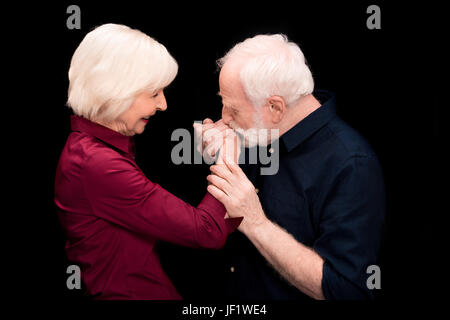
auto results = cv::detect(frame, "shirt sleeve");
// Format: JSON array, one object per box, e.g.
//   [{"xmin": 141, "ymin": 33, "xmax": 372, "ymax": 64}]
[
  {"xmin": 313, "ymin": 155, "xmax": 385, "ymax": 300},
  {"xmin": 82, "ymin": 151, "xmax": 242, "ymax": 249}
]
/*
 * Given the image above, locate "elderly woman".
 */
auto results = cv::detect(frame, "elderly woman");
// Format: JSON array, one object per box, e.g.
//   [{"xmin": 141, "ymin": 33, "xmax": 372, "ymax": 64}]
[{"xmin": 54, "ymin": 24, "xmax": 241, "ymax": 300}]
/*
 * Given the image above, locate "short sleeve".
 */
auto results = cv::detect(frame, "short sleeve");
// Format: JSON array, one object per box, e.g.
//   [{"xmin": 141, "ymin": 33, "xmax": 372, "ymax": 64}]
[{"xmin": 313, "ymin": 155, "xmax": 385, "ymax": 300}]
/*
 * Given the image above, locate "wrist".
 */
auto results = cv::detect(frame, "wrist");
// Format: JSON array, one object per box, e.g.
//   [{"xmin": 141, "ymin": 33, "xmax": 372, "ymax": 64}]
[{"xmin": 241, "ymin": 214, "xmax": 271, "ymax": 239}]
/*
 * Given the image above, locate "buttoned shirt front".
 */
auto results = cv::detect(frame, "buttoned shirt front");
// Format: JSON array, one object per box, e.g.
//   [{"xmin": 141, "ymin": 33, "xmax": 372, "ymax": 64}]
[
  {"xmin": 54, "ymin": 115, "xmax": 241, "ymax": 299},
  {"xmin": 224, "ymin": 90, "xmax": 385, "ymax": 300}
]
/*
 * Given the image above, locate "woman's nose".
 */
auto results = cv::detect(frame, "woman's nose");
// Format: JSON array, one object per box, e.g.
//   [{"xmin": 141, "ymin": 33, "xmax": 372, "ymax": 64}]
[
  {"xmin": 158, "ymin": 103, "xmax": 167, "ymax": 111},
  {"xmin": 157, "ymin": 92, "xmax": 168, "ymax": 111}
]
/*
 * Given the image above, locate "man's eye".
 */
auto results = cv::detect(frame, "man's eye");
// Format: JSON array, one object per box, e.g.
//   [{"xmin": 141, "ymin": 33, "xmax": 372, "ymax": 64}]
[{"xmin": 152, "ymin": 92, "xmax": 159, "ymax": 98}]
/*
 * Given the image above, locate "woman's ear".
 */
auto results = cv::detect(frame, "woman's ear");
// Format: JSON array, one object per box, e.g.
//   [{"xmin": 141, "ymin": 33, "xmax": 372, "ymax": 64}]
[{"xmin": 267, "ymin": 96, "xmax": 287, "ymax": 124}]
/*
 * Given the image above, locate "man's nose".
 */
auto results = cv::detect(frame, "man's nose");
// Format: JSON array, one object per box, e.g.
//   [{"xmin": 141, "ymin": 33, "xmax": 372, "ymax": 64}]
[{"xmin": 222, "ymin": 106, "xmax": 233, "ymax": 125}]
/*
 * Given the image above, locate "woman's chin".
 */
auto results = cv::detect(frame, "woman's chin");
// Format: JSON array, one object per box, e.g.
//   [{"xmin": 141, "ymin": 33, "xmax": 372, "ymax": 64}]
[{"xmin": 135, "ymin": 128, "xmax": 145, "ymax": 135}]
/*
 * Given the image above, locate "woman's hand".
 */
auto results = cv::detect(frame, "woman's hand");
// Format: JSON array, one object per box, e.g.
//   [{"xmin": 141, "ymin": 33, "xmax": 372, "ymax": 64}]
[
  {"xmin": 193, "ymin": 118, "xmax": 240, "ymax": 164},
  {"xmin": 216, "ymin": 127, "xmax": 241, "ymax": 164}
]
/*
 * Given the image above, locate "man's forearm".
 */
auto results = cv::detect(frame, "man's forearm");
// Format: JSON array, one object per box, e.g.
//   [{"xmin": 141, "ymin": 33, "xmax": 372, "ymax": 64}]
[{"xmin": 243, "ymin": 218, "xmax": 325, "ymax": 300}]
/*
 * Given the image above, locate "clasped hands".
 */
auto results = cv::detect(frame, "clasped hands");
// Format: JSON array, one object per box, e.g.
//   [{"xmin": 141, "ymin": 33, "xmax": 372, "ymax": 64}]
[{"xmin": 193, "ymin": 119, "xmax": 267, "ymax": 233}]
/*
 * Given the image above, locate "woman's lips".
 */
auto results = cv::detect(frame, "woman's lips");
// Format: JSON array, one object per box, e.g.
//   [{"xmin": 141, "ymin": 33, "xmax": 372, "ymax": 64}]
[{"xmin": 142, "ymin": 112, "xmax": 155, "ymax": 123}]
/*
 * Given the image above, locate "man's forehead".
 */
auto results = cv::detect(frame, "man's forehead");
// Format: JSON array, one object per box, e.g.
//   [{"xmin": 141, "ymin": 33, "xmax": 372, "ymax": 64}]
[
  {"xmin": 218, "ymin": 78, "xmax": 233, "ymax": 102},
  {"xmin": 218, "ymin": 86, "xmax": 237, "ymax": 104},
  {"xmin": 217, "ymin": 91, "xmax": 234, "ymax": 107},
  {"xmin": 218, "ymin": 65, "xmax": 244, "ymax": 102}
]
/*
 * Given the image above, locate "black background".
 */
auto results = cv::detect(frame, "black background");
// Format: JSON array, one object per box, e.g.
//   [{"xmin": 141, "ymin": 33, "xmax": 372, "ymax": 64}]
[{"xmin": 11, "ymin": 0, "xmax": 443, "ymax": 313}]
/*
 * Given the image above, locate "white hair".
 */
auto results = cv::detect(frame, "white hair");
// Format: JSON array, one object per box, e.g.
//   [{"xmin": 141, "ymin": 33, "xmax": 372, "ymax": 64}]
[
  {"xmin": 67, "ymin": 23, "xmax": 178, "ymax": 122},
  {"xmin": 217, "ymin": 34, "xmax": 314, "ymax": 108}
]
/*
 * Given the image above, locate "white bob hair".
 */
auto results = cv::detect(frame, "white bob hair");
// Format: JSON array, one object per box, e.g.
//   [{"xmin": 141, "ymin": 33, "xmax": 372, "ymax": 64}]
[
  {"xmin": 217, "ymin": 34, "xmax": 314, "ymax": 108},
  {"xmin": 67, "ymin": 23, "xmax": 178, "ymax": 122}
]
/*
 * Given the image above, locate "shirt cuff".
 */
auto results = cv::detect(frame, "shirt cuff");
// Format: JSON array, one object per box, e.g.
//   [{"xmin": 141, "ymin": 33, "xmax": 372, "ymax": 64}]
[
  {"xmin": 198, "ymin": 192, "xmax": 226, "ymax": 214},
  {"xmin": 224, "ymin": 217, "xmax": 243, "ymax": 234}
]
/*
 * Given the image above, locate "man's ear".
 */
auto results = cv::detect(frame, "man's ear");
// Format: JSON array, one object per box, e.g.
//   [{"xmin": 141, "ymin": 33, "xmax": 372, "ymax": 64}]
[{"xmin": 267, "ymin": 96, "xmax": 287, "ymax": 124}]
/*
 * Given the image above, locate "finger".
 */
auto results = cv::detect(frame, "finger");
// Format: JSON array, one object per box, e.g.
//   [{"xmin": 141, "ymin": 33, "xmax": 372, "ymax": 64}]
[
  {"xmin": 202, "ymin": 122, "xmax": 229, "ymax": 144},
  {"xmin": 214, "ymin": 120, "xmax": 230, "ymax": 130},
  {"xmin": 210, "ymin": 131, "xmax": 228, "ymax": 146},
  {"xmin": 222, "ymin": 132, "xmax": 241, "ymax": 164},
  {"xmin": 203, "ymin": 118, "xmax": 214, "ymax": 124},
  {"xmin": 215, "ymin": 124, "xmax": 229, "ymax": 132},
  {"xmin": 203, "ymin": 130, "xmax": 220, "ymax": 147},
  {"xmin": 193, "ymin": 122, "xmax": 203, "ymax": 136},
  {"xmin": 203, "ymin": 127, "xmax": 223, "ymax": 142},
  {"xmin": 204, "ymin": 140, "xmax": 222, "ymax": 158},
  {"xmin": 204, "ymin": 120, "xmax": 229, "ymax": 133},
  {"xmin": 194, "ymin": 125, "xmax": 204, "ymax": 153},
  {"xmin": 223, "ymin": 154, "xmax": 243, "ymax": 175},
  {"xmin": 207, "ymin": 184, "xmax": 228, "ymax": 204},
  {"xmin": 216, "ymin": 119, "xmax": 233, "ymax": 129},
  {"xmin": 206, "ymin": 174, "xmax": 233, "ymax": 196},
  {"xmin": 202, "ymin": 136, "xmax": 222, "ymax": 161},
  {"xmin": 211, "ymin": 140, "xmax": 224, "ymax": 157},
  {"xmin": 203, "ymin": 130, "xmax": 227, "ymax": 148},
  {"xmin": 210, "ymin": 164, "xmax": 233, "ymax": 183},
  {"xmin": 201, "ymin": 123, "xmax": 218, "ymax": 134}
]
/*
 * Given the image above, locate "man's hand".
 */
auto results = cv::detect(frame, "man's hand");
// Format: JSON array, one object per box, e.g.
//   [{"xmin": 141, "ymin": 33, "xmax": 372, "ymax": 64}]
[
  {"xmin": 207, "ymin": 158, "xmax": 267, "ymax": 234},
  {"xmin": 207, "ymin": 158, "xmax": 325, "ymax": 300},
  {"xmin": 193, "ymin": 118, "xmax": 240, "ymax": 163}
]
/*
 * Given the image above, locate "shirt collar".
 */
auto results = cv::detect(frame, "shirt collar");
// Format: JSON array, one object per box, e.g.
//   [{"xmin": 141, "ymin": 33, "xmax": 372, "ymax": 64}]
[
  {"xmin": 70, "ymin": 115, "xmax": 136, "ymax": 156},
  {"xmin": 281, "ymin": 89, "xmax": 337, "ymax": 152}
]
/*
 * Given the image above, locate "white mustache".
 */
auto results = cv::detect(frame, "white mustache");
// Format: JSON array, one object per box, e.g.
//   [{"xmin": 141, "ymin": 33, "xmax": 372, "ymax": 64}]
[{"xmin": 229, "ymin": 121, "xmax": 270, "ymax": 147}]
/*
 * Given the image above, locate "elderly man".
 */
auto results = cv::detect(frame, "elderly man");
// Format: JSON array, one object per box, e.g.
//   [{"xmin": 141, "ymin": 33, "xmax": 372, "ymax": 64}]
[{"xmin": 200, "ymin": 34, "xmax": 385, "ymax": 300}]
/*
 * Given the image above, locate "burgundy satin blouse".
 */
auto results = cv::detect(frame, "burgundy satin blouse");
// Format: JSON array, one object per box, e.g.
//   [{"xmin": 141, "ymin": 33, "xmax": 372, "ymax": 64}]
[{"xmin": 54, "ymin": 115, "xmax": 241, "ymax": 299}]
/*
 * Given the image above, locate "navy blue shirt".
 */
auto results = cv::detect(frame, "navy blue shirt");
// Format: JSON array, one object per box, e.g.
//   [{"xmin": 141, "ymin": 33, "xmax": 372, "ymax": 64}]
[{"xmin": 223, "ymin": 90, "xmax": 385, "ymax": 300}]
